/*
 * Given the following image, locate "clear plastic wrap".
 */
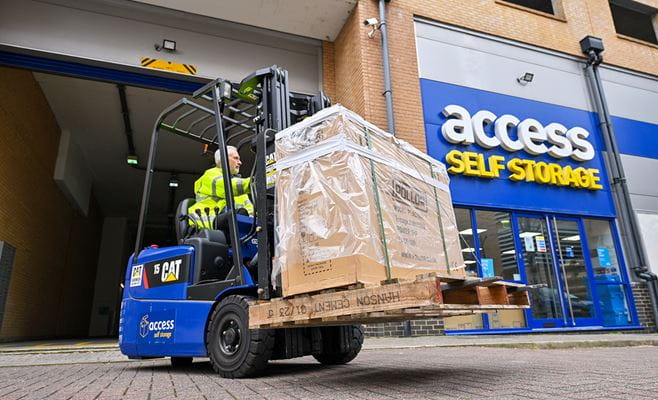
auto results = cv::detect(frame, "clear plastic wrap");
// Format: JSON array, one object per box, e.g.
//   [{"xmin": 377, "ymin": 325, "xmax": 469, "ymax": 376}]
[{"xmin": 274, "ymin": 105, "xmax": 465, "ymax": 297}]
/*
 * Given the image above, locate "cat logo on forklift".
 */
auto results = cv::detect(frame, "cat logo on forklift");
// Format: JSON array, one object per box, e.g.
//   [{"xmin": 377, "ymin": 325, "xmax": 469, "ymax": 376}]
[
  {"xmin": 143, "ymin": 254, "xmax": 190, "ymax": 288},
  {"xmin": 155, "ymin": 259, "xmax": 182, "ymax": 283}
]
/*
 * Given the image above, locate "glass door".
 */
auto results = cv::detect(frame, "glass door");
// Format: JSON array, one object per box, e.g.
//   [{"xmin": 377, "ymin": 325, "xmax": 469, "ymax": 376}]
[
  {"xmin": 516, "ymin": 215, "xmax": 564, "ymax": 327},
  {"xmin": 515, "ymin": 215, "xmax": 600, "ymax": 328}
]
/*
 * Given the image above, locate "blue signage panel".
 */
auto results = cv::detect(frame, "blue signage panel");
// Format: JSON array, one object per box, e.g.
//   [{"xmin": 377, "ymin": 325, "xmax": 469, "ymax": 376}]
[
  {"xmin": 421, "ymin": 79, "xmax": 616, "ymax": 217},
  {"xmin": 480, "ymin": 258, "xmax": 494, "ymax": 278},
  {"xmin": 597, "ymin": 247, "xmax": 612, "ymax": 267}
]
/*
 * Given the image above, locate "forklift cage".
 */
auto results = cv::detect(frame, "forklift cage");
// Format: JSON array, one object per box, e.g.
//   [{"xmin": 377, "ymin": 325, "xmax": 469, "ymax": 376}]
[{"xmin": 132, "ymin": 66, "xmax": 326, "ymax": 300}]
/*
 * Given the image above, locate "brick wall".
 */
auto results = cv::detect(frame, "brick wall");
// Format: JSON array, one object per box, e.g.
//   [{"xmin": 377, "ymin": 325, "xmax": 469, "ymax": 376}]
[
  {"xmin": 0, "ymin": 66, "xmax": 102, "ymax": 341},
  {"xmin": 363, "ymin": 319, "xmax": 444, "ymax": 337},
  {"xmin": 631, "ymin": 282, "xmax": 657, "ymax": 331},
  {"xmin": 324, "ymin": 0, "xmax": 658, "ymax": 152}
]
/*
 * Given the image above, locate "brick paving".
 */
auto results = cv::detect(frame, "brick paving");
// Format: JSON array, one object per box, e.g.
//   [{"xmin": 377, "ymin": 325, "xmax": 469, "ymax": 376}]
[{"xmin": 0, "ymin": 345, "xmax": 657, "ymax": 399}]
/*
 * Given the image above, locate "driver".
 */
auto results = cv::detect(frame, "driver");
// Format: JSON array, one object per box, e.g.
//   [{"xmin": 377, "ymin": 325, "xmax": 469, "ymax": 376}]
[{"xmin": 188, "ymin": 146, "xmax": 253, "ymax": 229}]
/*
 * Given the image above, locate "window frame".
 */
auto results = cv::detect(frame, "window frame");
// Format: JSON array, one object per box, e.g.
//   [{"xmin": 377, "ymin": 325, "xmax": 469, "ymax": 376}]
[
  {"xmin": 609, "ymin": 0, "xmax": 658, "ymax": 46},
  {"xmin": 495, "ymin": 0, "xmax": 566, "ymax": 21}
]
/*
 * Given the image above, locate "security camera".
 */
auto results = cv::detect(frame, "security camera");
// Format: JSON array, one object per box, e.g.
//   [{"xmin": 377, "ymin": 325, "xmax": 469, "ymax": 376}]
[{"xmin": 363, "ymin": 18, "xmax": 381, "ymax": 39}]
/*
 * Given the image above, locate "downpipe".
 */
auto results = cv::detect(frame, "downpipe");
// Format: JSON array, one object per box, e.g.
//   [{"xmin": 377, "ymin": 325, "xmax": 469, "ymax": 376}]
[
  {"xmin": 583, "ymin": 50, "xmax": 658, "ymax": 330},
  {"xmin": 378, "ymin": 0, "xmax": 409, "ymax": 336},
  {"xmin": 379, "ymin": 0, "xmax": 395, "ymax": 135}
]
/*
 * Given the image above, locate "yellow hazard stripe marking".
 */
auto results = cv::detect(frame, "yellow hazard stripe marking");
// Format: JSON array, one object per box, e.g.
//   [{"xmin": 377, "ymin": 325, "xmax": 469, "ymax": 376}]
[{"xmin": 140, "ymin": 57, "xmax": 197, "ymax": 75}]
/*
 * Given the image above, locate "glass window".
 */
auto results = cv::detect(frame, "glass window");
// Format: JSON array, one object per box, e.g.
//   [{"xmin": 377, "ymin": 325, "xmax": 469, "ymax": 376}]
[
  {"xmin": 502, "ymin": 0, "xmax": 555, "ymax": 14},
  {"xmin": 583, "ymin": 219, "xmax": 632, "ymax": 326},
  {"xmin": 474, "ymin": 210, "xmax": 519, "ymax": 281},
  {"xmin": 454, "ymin": 208, "xmax": 478, "ymax": 276},
  {"xmin": 583, "ymin": 219, "xmax": 622, "ymax": 282},
  {"xmin": 610, "ymin": 1, "xmax": 658, "ymax": 45}
]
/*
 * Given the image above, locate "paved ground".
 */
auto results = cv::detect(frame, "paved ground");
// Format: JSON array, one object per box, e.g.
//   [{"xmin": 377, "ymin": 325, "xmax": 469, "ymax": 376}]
[{"xmin": 0, "ymin": 339, "xmax": 657, "ymax": 399}]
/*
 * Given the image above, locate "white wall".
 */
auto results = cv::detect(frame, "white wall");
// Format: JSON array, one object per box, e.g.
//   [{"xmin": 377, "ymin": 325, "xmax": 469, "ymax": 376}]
[
  {"xmin": 636, "ymin": 212, "xmax": 658, "ymax": 276},
  {"xmin": 0, "ymin": 0, "xmax": 321, "ymax": 93},
  {"xmin": 53, "ymin": 129, "xmax": 93, "ymax": 216}
]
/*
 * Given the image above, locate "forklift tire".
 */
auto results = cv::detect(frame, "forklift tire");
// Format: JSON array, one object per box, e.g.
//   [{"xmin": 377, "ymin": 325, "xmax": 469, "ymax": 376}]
[
  {"xmin": 206, "ymin": 295, "xmax": 274, "ymax": 378},
  {"xmin": 313, "ymin": 325, "xmax": 364, "ymax": 365},
  {"xmin": 170, "ymin": 357, "xmax": 193, "ymax": 367}
]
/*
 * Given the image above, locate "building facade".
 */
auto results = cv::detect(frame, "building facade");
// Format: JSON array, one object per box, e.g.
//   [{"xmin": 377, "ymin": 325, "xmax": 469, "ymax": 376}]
[{"xmin": 0, "ymin": 0, "xmax": 656, "ymax": 339}]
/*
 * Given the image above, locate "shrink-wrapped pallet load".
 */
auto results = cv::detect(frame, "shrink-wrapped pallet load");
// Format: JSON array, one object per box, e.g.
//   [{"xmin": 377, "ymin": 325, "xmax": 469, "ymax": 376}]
[{"xmin": 274, "ymin": 105, "xmax": 465, "ymax": 297}]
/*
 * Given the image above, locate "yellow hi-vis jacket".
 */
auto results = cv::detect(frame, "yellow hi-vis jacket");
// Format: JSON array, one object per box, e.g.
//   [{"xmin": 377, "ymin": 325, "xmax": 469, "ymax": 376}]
[{"xmin": 188, "ymin": 167, "xmax": 253, "ymax": 229}]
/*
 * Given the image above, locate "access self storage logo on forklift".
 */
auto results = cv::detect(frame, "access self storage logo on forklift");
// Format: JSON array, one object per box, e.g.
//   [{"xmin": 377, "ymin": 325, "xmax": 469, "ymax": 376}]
[
  {"xmin": 139, "ymin": 312, "xmax": 176, "ymax": 341},
  {"xmin": 420, "ymin": 80, "xmax": 615, "ymax": 217}
]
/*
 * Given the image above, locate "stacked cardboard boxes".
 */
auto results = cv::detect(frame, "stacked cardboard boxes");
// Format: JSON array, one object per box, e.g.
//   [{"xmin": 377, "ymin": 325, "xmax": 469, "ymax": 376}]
[{"xmin": 274, "ymin": 105, "xmax": 464, "ymax": 297}]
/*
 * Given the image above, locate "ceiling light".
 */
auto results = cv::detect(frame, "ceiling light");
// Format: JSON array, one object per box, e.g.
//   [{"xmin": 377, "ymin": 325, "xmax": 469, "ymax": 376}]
[
  {"xmin": 169, "ymin": 174, "xmax": 179, "ymax": 188},
  {"xmin": 464, "ymin": 260, "xmax": 477, "ymax": 265},
  {"xmin": 461, "ymin": 247, "xmax": 476, "ymax": 253},
  {"xmin": 519, "ymin": 232, "xmax": 541, "ymax": 238},
  {"xmin": 126, "ymin": 154, "xmax": 139, "ymax": 165},
  {"xmin": 502, "ymin": 249, "xmax": 516, "ymax": 255},
  {"xmin": 459, "ymin": 228, "xmax": 487, "ymax": 235},
  {"xmin": 562, "ymin": 235, "xmax": 580, "ymax": 242}
]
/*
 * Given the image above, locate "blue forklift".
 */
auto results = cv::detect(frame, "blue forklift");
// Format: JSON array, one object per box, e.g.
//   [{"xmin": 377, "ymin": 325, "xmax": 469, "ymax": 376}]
[{"xmin": 119, "ymin": 66, "xmax": 363, "ymax": 378}]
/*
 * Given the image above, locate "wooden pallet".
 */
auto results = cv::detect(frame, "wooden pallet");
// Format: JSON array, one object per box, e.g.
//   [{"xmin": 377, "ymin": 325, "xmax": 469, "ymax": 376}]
[{"xmin": 248, "ymin": 273, "xmax": 530, "ymax": 329}]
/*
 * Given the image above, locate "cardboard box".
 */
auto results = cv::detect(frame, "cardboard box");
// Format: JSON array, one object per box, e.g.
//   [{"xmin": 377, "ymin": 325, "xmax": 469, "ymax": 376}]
[{"xmin": 275, "ymin": 106, "xmax": 464, "ymax": 297}]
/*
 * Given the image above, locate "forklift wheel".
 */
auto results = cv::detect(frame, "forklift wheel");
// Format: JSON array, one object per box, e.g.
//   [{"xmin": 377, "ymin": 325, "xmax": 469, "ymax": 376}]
[
  {"xmin": 206, "ymin": 295, "xmax": 274, "ymax": 378},
  {"xmin": 313, "ymin": 325, "xmax": 364, "ymax": 365},
  {"xmin": 170, "ymin": 357, "xmax": 193, "ymax": 367}
]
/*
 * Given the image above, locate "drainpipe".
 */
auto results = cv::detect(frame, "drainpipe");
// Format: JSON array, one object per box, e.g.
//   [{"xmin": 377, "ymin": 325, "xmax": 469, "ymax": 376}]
[
  {"xmin": 581, "ymin": 39, "xmax": 658, "ymax": 330},
  {"xmin": 377, "ymin": 0, "xmax": 408, "ymax": 336},
  {"xmin": 378, "ymin": 0, "xmax": 395, "ymax": 135}
]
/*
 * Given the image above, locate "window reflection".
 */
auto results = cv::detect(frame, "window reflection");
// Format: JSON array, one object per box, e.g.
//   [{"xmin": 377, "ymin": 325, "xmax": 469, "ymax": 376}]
[
  {"xmin": 454, "ymin": 208, "xmax": 478, "ymax": 276},
  {"xmin": 583, "ymin": 219, "xmax": 631, "ymax": 326},
  {"xmin": 474, "ymin": 210, "xmax": 519, "ymax": 281}
]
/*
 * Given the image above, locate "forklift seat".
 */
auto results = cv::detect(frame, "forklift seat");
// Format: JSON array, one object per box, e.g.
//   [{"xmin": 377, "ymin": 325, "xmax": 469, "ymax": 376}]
[{"xmin": 175, "ymin": 198, "xmax": 196, "ymax": 244}]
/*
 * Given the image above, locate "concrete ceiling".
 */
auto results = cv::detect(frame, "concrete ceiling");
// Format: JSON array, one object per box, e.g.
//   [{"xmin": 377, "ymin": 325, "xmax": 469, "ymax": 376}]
[
  {"xmin": 131, "ymin": 0, "xmax": 357, "ymax": 41},
  {"xmin": 35, "ymin": 72, "xmax": 219, "ymax": 226}
]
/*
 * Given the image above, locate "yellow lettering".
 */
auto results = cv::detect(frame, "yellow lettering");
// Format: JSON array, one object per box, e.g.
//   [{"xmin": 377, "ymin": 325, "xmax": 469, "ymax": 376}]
[
  {"xmin": 446, "ymin": 150, "xmax": 464, "ymax": 174},
  {"xmin": 477, "ymin": 153, "xmax": 494, "ymax": 178},
  {"xmin": 463, "ymin": 152, "xmax": 480, "ymax": 177},
  {"xmin": 549, "ymin": 163, "xmax": 567, "ymax": 186},
  {"xmin": 575, "ymin": 167, "xmax": 590, "ymax": 188},
  {"xmin": 588, "ymin": 169, "xmax": 603, "ymax": 190},
  {"xmin": 534, "ymin": 162, "xmax": 551, "ymax": 184},
  {"xmin": 523, "ymin": 160, "xmax": 536, "ymax": 182},
  {"xmin": 489, "ymin": 155, "xmax": 506, "ymax": 178},
  {"xmin": 507, "ymin": 159, "xmax": 525, "ymax": 181}
]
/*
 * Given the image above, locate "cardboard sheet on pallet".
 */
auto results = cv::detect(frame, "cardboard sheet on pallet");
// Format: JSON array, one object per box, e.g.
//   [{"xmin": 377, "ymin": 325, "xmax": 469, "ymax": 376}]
[{"xmin": 274, "ymin": 105, "xmax": 465, "ymax": 297}]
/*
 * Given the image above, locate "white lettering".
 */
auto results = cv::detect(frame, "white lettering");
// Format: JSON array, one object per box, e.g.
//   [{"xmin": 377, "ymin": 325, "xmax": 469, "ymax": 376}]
[
  {"xmin": 148, "ymin": 319, "xmax": 175, "ymax": 331},
  {"xmin": 472, "ymin": 110, "xmax": 500, "ymax": 149},
  {"xmin": 494, "ymin": 114, "xmax": 523, "ymax": 152},
  {"xmin": 441, "ymin": 105, "xmax": 474, "ymax": 144},
  {"xmin": 518, "ymin": 118, "xmax": 548, "ymax": 155},
  {"xmin": 440, "ymin": 105, "xmax": 595, "ymax": 161},
  {"xmin": 545, "ymin": 122, "xmax": 573, "ymax": 158},
  {"xmin": 567, "ymin": 127, "xmax": 595, "ymax": 161}
]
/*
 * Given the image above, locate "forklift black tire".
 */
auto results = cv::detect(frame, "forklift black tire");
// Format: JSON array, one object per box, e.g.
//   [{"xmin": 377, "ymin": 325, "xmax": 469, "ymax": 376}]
[
  {"xmin": 313, "ymin": 325, "xmax": 364, "ymax": 365},
  {"xmin": 206, "ymin": 295, "xmax": 274, "ymax": 378},
  {"xmin": 170, "ymin": 357, "xmax": 193, "ymax": 367}
]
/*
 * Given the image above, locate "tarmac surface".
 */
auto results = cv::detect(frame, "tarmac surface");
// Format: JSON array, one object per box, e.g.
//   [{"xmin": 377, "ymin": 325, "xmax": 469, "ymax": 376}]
[{"xmin": 0, "ymin": 333, "xmax": 656, "ymax": 399}]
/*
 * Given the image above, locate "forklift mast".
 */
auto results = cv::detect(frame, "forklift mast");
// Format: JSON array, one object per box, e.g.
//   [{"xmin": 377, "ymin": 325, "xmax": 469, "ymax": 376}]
[{"xmin": 132, "ymin": 65, "xmax": 327, "ymax": 301}]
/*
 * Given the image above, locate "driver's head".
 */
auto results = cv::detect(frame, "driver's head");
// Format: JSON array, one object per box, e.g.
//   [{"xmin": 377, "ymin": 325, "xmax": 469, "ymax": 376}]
[{"xmin": 215, "ymin": 146, "xmax": 242, "ymax": 174}]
